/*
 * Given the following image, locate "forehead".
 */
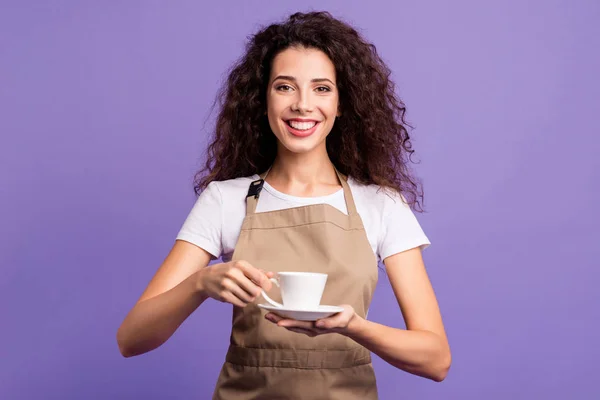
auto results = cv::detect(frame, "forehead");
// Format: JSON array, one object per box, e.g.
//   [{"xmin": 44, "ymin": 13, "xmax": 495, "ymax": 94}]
[{"xmin": 270, "ymin": 47, "xmax": 336, "ymax": 81}]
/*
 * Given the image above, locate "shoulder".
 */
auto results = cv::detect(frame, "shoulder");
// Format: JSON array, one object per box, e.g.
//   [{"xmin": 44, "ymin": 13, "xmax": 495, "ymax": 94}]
[
  {"xmin": 347, "ymin": 177, "xmax": 403, "ymax": 212},
  {"xmin": 204, "ymin": 175, "xmax": 259, "ymax": 198},
  {"xmin": 347, "ymin": 177, "xmax": 417, "ymax": 229},
  {"xmin": 348, "ymin": 177, "xmax": 430, "ymax": 258},
  {"xmin": 201, "ymin": 175, "xmax": 258, "ymax": 224},
  {"xmin": 190, "ymin": 174, "xmax": 258, "ymax": 216}
]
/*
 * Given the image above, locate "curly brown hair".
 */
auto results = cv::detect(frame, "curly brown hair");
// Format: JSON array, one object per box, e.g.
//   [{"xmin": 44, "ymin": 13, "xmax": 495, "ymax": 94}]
[{"xmin": 194, "ymin": 11, "xmax": 424, "ymax": 211}]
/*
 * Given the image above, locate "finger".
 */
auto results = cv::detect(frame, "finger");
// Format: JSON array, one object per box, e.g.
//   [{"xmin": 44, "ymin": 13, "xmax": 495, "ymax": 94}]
[
  {"xmin": 265, "ymin": 314, "xmax": 314, "ymax": 330},
  {"xmin": 265, "ymin": 315, "xmax": 327, "ymax": 336},
  {"xmin": 222, "ymin": 279, "xmax": 256, "ymax": 304},
  {"xmin": 314, "ymin": 314, "xmax": 343, "ymax": 329},
  {"xmin": 264, "ymin": 314, "xmax": 277, "ymax": 324},
  {"xmin": 276, "ymin": 319, "xmax": 316, "ymax": 330},
  {"xmin": 265, "ymin": 312, "xmax": 285, "ymax": 321},
  {"xmin": 265, "ymin": 313, "xmax": 281, "ymax": 323},
  {"xmin": 230, "ymin": 272, "xmax": 263, "ymax": 299},
  {"xmin": 236, "ymin": 261, "xmax": 271, "ymax": 289},
  {"xmin": 314, "ymin": 318, "xmax": 334, "ymax": 329},
  {"xmin": 315, "ymin": 306, "xmax": 352, "ymax": 329},
  {"xmin": 259, "ymin": 269, "xmax": 276, "ymax": 280},
  {"xmin": 286, "ymin": 327, "xmax": 317, "ymax": 337},
  {"xmin": 221, "ymin": 292, "xmax": 248, "ymax": 308}
]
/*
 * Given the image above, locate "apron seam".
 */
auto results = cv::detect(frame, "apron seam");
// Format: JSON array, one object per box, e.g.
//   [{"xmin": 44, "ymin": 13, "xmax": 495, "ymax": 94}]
[
  {"xmin": 241, "ymin": 221, "xmax": 366, "ymax": 232},
  {"xmin": 223, "ymin": 362, "xmax": 372, "ymax": 370},
  {"xmin": 229, "ymin": 345, "xmax": 361, "ymax": 351}
]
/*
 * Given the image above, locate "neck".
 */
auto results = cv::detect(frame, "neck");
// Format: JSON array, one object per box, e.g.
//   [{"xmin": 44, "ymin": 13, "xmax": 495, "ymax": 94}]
[{"xmin": 269, "ymin": 145, "xmax": 338, "ymax": 186}]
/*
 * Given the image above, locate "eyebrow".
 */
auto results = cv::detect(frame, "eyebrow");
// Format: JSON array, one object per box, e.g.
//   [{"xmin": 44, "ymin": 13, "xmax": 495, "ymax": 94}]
[{"xmin": 272, "ymin": 75, "xmax": 336, "ymax": 86}]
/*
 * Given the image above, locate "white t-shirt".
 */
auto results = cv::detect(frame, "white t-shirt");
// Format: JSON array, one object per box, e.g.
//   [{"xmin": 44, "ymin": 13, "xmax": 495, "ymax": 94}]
[{"xmin": 176, "ymin": 175, "xmax": 430, "ymax": 262}]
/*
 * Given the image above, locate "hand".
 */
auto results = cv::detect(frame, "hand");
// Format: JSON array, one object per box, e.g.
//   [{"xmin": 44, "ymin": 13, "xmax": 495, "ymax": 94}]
[
  {"xmin": 264, "ymin": 305, "xmax": 360, "ymax": 337},
  {"xmin": 196, "ymin": 260, "xmax": 274, "ymax": 307}
]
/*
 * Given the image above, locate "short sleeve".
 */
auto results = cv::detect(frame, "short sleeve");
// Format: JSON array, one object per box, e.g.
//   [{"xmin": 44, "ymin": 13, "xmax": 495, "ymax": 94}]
[
  {"xmin": 176, "ymin": 182, "xmax": 223, "ymax": 259},
  {"xmin": 378, "ymin": 190, "xmax": 431, "ymax": 261}
]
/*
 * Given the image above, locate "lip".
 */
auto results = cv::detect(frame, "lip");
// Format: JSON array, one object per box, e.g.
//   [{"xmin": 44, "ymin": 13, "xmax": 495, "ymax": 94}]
[
  {"xmin": 284, "ymin": 119, "xmax": 321, "ymax": 138},
  {"xmin": 286, "ymin": 118, "xmax": 320, "ymax": 123}
]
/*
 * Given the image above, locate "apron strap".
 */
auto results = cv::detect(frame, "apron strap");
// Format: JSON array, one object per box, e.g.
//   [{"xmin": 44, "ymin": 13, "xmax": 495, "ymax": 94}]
[
  {"xmin": 334, "ymin": 168, "xmax": 358, "ymax": 216},
  {"xmin": 245, "ymin": 180, "xmax": 263, "ymax": 216},
  {"xmin": 244, "ymin": 167, "xmax": 358, "ymax": 216},
  {"xmin": 245, "ymin": 168, "xmax": 270, "ymax": 216}
]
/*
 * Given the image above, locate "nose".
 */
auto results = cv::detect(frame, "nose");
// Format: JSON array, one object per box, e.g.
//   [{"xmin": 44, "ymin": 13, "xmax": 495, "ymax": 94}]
[{"xmin": 291, "ymin": 89, "xmax": 314, "ymax": 113}]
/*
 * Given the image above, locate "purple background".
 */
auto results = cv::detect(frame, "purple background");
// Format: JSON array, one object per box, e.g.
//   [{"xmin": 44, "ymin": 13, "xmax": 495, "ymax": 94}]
[{"xmin": 2, "ymin": 1, "xmax": 598, "ymax": 399}]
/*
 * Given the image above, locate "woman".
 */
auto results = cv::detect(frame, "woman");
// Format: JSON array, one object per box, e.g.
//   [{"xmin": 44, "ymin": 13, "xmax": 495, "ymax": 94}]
[{"xmin": 117, "ymin": 11, "xmax": 451, "ymax": 399}]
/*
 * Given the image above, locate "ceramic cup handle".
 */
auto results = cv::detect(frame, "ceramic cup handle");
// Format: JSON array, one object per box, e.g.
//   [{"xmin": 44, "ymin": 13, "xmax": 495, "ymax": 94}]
[{"xmin": 261, "ymin": 278, "xmax": 283, "ymax": 308}]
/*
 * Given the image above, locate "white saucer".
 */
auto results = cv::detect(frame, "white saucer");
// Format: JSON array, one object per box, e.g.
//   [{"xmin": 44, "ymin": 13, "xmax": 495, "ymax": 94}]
[{"xmin": 257, "ymin": 304, "xmax": 344, "ymax": 321}]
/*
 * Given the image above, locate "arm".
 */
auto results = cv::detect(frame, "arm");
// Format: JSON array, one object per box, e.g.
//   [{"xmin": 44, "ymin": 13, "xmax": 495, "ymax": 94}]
[
  {"xmin": 344, "ymin": 248, "xmax": 451, "ymax": 381},
  {"xmin": 116, "ymin": 240, "xmax": 212, "ymax": 357},
  {"xmin": 266, "ymin": 247, "xmax": 451, "ymax": 381},
  {"xmin": 116, "ymin": 240, "xmax": 273, "ymax": 358}
]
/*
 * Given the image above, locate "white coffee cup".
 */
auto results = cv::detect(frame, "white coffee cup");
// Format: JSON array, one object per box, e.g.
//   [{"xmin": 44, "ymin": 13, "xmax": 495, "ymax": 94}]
[{"xmin": 261, "ymin": 272, "xmax": 328, "ymax": 310}]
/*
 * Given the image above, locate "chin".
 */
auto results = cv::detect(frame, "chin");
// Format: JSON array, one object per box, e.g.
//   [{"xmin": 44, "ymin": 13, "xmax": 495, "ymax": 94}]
[
  {"xmin": 278, "ymin": 136, "xmax": 325, "ymax": 155},
  {"xmin": 274, "ymin": 123, "xmax": 332, "ymax": 155}
]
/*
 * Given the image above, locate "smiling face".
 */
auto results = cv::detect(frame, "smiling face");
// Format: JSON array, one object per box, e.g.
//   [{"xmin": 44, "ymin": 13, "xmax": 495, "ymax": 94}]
[{"xmin": 266, "ymin": 46, "xmax": 340, "ymax": 156}]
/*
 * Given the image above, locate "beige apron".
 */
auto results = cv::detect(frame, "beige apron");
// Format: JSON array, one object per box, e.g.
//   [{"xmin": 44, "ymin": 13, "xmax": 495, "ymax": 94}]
[{"xmin": 213, "ymin": 169, "xmax": 379, "ymax": 399}]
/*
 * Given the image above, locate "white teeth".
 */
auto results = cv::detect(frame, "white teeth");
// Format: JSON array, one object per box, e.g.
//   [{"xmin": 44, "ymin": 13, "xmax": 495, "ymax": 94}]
[{"xmin": 288, "ymin": 120, "xmax": 317, "ymax": 130}]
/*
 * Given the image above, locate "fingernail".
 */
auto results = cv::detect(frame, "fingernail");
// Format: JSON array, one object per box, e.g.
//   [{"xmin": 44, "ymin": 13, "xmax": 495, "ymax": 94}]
[{"xmin": 316, "ymin": 321, "xmax": 324, "ymax": 327}]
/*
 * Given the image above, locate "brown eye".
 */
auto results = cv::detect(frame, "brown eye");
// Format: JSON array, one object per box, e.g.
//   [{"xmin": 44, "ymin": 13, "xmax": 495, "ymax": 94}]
[
  {"xmin": 316, "ymin": 86, "xmax": 331, "ymax": 92},
  {"xmin": 276, "ymin": 84, "xmax": 293, "ymax": 92}
]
